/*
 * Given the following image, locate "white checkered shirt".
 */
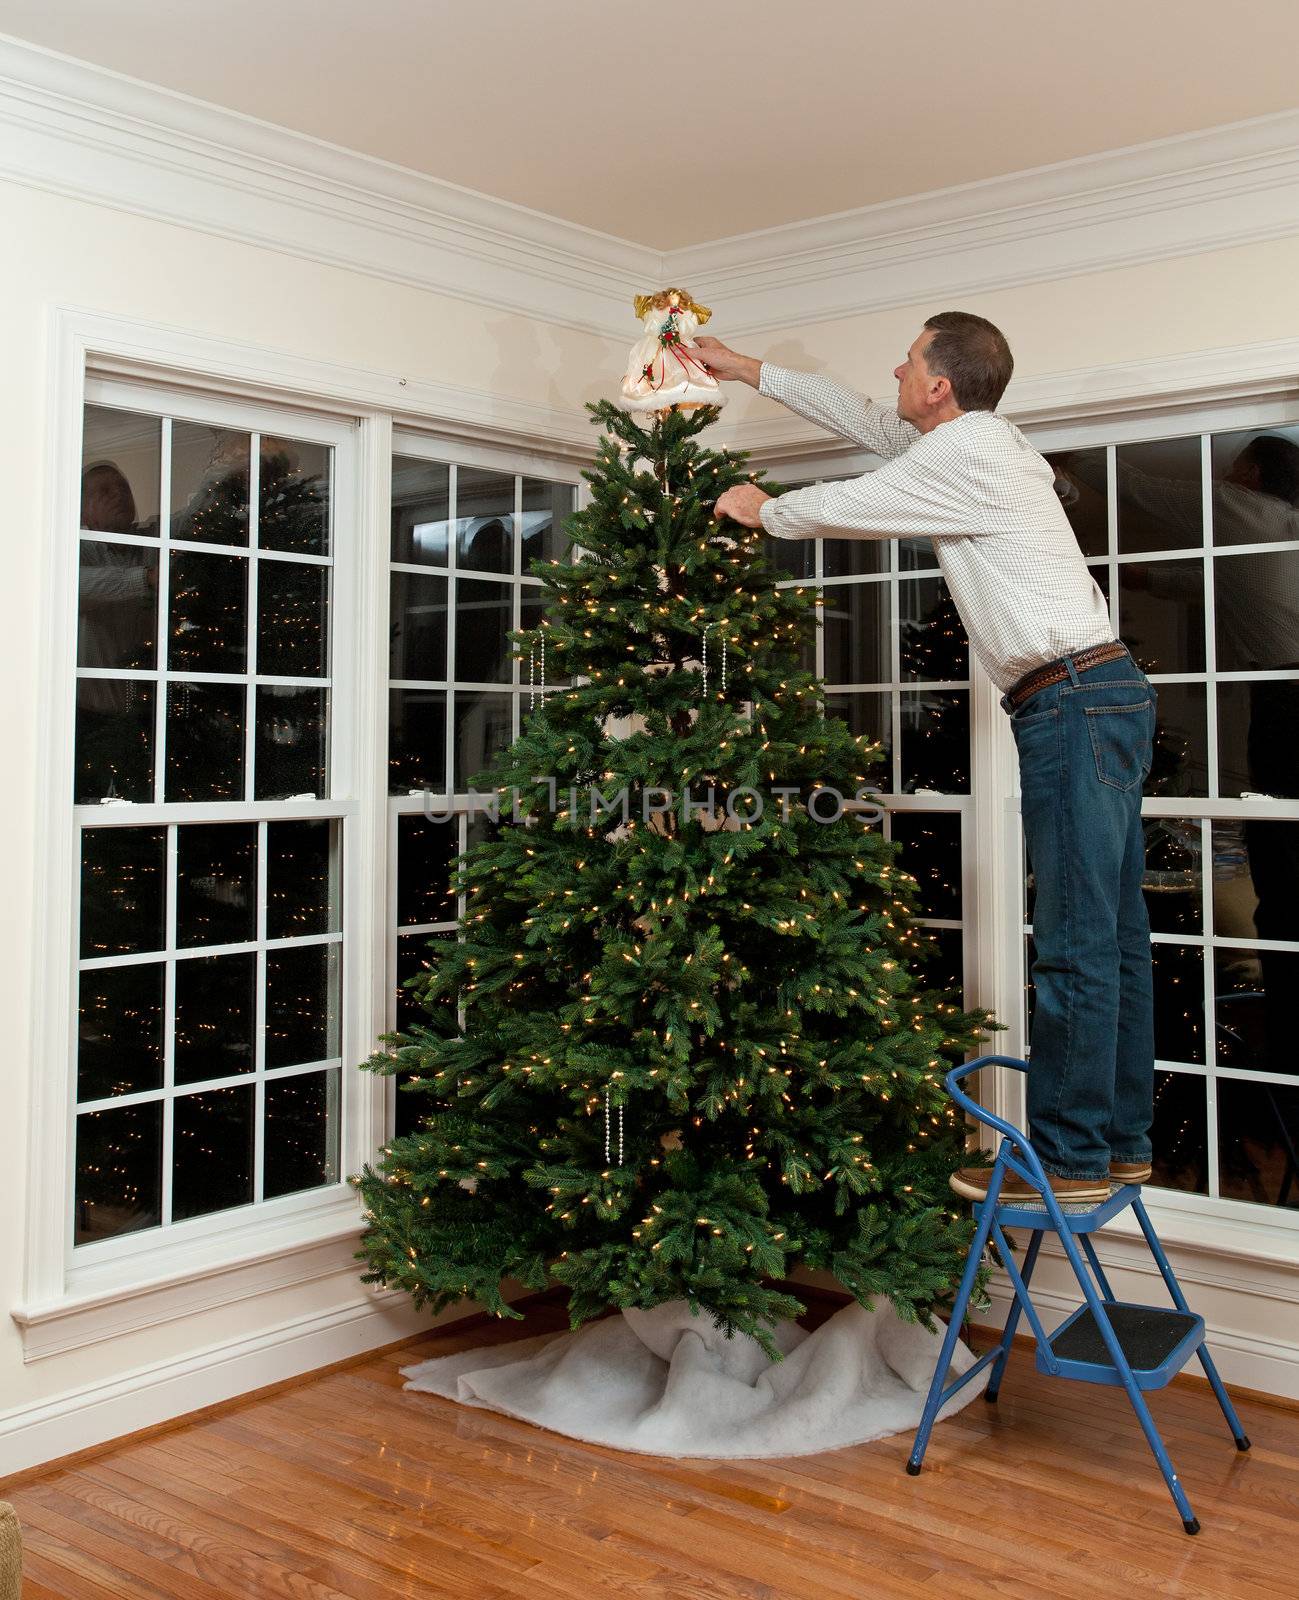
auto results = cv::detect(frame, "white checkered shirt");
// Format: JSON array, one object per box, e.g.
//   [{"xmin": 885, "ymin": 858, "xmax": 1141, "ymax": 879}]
[{"xmin": 756, "ymin": 363, "xmax": 1114, "ymax": 692}]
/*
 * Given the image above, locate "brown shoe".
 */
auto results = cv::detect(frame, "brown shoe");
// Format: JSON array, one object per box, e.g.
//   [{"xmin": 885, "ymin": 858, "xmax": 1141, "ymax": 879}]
[
  {"xmin": 949, "ymin": 1166, "xmax": 1111, "ymax": 1204},
  {"xmin": 1110, "ymin": 1160, "xmax": 1152, "ymax": 1184}
]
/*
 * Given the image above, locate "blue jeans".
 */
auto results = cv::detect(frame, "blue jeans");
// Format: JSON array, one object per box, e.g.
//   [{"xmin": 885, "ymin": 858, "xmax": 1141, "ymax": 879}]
[{"xmin": 1005, "ymin": 650, "xmax": 1157, "ymax": 1181}]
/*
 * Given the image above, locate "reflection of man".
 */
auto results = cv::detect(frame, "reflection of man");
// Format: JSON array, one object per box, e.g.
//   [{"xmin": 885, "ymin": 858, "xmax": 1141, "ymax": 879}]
[
  {"xmin": 78, "ymin": 464, "xmax": 158, "ymax": 799},
  {"xmin": 695, "ymin": 314, "xmax": 1154, "ymax": 1203}
]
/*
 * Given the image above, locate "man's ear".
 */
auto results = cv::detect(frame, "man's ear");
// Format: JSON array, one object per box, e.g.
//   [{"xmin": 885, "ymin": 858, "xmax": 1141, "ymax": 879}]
[{"xmin": 928, "ymin": 373, "xmax": 953, "ymax": 407}]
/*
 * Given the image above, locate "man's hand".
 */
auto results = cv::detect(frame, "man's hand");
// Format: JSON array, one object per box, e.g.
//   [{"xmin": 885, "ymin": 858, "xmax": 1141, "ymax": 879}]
[
  {"xmin": 714, "ymin": 483, "xmax": 772, "ymax": 529},
  {"xmin": 691, "ymin": 337, "xmax": 762, "ymax": 388}
]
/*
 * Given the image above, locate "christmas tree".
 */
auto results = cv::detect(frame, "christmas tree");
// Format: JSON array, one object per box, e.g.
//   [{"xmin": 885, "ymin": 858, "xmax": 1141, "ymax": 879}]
[{"xmin": 355, "ymin": 399, "xmax": 988, "ymax": 1353}]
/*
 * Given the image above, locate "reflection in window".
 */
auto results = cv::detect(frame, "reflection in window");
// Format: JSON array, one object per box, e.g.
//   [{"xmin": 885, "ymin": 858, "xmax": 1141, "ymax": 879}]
[
  {"xmin": 1116, "ymin": 437, "xmax": 1202, "ymax": 554},
  {"xmin": 1218, "ymin": 1079, "xmax": 1298, "ymax": 1210},
  {"xmin": 1150, "ymin": 1070, "xmax": 1208, "ymax": 1195}
]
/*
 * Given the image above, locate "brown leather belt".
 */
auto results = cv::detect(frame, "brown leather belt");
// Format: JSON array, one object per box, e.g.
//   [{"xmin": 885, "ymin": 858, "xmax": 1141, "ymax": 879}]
[{"xmin": 1004, "ymin": 640, "xmax": 1131, "ymax": 709}]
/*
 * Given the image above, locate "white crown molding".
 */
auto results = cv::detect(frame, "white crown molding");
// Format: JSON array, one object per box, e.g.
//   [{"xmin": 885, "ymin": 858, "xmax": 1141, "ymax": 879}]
[
  {"xmin": 5, "ymin": 35, "xmax": 1299, "ymax": 348},
  {"xmin": 673, "ymin": 111, "xmax": 1299, "ymax": 335},
  {"xmin": 0, "ymin": 33, "xmax": 657, "ymax": 342}
]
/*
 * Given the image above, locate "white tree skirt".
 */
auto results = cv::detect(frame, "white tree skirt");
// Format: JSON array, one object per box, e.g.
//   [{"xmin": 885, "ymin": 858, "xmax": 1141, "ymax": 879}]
[{"xmin": 402, "ymin": 1298, "xmax": 985, "ymax": 1459}]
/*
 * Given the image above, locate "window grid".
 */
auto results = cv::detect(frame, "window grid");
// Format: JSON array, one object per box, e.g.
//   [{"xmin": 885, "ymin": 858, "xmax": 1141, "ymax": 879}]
[
  {"xmin": 73, "ymin": 400, "xmax": 345, "ymax": 1258},
  {"xmin": 1038, "ymin": 425, "xmax": 1299, "ymax": 1213}
]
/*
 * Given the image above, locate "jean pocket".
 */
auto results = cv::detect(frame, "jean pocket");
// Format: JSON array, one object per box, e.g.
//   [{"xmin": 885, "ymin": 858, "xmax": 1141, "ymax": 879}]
[{"xmin": 1086, "ymin": 699, "xmax": 1154, "ymax": 791}]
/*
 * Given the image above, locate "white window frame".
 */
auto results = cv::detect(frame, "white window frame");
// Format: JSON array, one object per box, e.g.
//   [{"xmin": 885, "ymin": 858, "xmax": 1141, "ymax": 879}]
[{"xmin": 15, "ymin": 308, "xmax": 596, "ymax": 1356}]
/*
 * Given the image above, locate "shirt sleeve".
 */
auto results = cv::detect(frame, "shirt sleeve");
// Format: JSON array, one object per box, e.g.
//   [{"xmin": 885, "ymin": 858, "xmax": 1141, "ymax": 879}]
[
  {"xmin": 759, "ymin": 429, "xmax": 1002, "ymax": 542},
  {"xmin": 758, "ymin": 364, "xmax": 919, "ymax": 459}
]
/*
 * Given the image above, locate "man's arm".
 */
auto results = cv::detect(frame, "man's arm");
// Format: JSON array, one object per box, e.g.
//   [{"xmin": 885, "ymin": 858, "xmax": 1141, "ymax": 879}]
[
  {"xmin": 757, "ymin": 364, "xmax": 919, "ymax": 460},
  {"xmin": 755, "ymin": 431, "xmax": 995, "ymax": 542},
  {"xmin": 690, "ymin": 337, "xmax": 917, "ymax": 459}
]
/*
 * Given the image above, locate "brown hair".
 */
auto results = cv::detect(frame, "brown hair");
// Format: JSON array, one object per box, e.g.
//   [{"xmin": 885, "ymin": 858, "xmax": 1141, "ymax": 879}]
[
  {"xmin": 921, "ymin": 311, "xmax": 1014, "ymax": 412},
  {"xmin": 81, "ymin": 462, "xmax": 137, "ymax": 532}
]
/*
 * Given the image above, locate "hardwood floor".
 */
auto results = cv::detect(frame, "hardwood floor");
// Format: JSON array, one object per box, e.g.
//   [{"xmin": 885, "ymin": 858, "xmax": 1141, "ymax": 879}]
[{"xmin": 3, "ymin": 1297, "xmax": 1295, "ymax": 1600}]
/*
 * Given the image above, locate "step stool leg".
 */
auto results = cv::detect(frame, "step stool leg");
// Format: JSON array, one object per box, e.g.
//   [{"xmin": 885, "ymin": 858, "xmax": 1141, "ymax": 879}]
[
  {"xmin": 1055, "ymin": 1226, "xmax": 1201, "ymax": 1534},
  {"xmin": 1078, "ymin": 1234, "xmax": 1116, "ymax": 1302},
  {"xmin": 906, "ymin": 1169, "xmax": 1002, "ymax": 1475},
  {"xmin": 1131, "ymin": 1197, "xmax": 1251, "ymax": 1450},
  {"xmin": 985, "ymin": 1228, "xmax": 1042, "ymax": 1404}
]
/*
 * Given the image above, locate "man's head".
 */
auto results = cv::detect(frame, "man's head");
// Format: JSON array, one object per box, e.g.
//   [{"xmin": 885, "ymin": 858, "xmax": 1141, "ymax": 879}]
[
  {"xmin": 894, "ymin": 312, "xmax": 1014, "ymax": 431},
  {"xmin": 1227, "ymin": 433, "xmax": 1299, "ymax": 505}
]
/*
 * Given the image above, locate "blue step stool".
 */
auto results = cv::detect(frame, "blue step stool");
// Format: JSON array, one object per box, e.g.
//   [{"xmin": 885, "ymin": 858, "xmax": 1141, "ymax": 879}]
[{"xmin": 906, "ymin": 1055, "xmax": 1250, "ymax": 1535}]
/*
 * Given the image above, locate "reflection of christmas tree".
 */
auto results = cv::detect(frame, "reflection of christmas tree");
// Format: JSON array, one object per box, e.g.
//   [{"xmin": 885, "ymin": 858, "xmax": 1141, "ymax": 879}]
[
  {"xmin": 899, "ymin": 581, "xmax": 968, "ymax": 792},
  {"xmin": 355, "ymin": 401, "xmax": 989, "ymax": 1351}
]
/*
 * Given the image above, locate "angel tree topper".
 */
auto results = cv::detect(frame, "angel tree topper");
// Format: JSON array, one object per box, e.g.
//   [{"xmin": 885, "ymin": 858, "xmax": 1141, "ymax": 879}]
[{"xmin": 618, "ymin": 288, "xmax": 727, "ymax": 415}]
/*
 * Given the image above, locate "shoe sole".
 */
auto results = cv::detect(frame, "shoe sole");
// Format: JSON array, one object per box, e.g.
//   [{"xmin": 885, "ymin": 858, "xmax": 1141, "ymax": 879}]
[
  {"xmin": 1110, "ymin": 1167, "xmax": 1152, "ymax": 1184},
  {"xmin": 948, "ymin": 1172, "xmax": 1111, "ymax": 1204}
]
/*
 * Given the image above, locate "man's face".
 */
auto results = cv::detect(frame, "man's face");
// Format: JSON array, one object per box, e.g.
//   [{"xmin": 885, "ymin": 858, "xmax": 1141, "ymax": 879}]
[{"xmin": 893, "ymin": 330, "xmax": 938, "ymax": 424}]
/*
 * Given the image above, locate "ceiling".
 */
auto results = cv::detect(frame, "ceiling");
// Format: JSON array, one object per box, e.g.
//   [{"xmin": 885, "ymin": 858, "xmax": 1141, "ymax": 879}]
[{"xmin": 3, "ymin": 0, "xmax": 1298, "ymax": 250}]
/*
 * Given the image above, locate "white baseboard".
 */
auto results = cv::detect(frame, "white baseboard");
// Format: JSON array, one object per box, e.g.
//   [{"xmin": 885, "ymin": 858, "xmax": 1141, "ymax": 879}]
[{"xmin": 0, "ymin": 1287, "xmax": 452, "ymax": 1479}]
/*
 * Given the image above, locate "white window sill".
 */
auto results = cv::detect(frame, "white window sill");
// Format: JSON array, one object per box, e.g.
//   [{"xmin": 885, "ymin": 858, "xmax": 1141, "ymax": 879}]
[{"xmin": 12, "ymin": 1189, "xmax": 370, "ymax": 1361}]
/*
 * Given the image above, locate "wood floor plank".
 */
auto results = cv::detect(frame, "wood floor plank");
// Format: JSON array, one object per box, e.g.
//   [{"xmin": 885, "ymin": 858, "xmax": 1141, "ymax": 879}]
[{"xmin": 4, "ymin": 1311, "xmax": 1296, "ymax": 1600}]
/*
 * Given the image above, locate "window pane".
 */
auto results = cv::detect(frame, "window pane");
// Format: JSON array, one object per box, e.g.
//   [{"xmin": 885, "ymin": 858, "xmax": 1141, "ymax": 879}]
[
  {"xmin": 1046, "ymin": 448, "xmax": 1108, "ymax": 558},
  {"xmin": 799, "ymin": 600, "xmax": 817, "ymax": 676},
  {"xmin": 1217, "ymin": 680, "xmax": 1299, "ymax": 799},
  {"xmin": 823, "ymin": 581, "xmax": 889, "ymax": 685},
  {"xmin": 1209, "ymin": 426, "xmax": 1299, "ymax": 546},
  {"xmin": 168, "ymin": 551, "xmax": 248, "ymax": 674},
  {"xmin": 390, "ymin": 571, "xmax": 448, "ymax": 682},
  {"xmin": 171, "ymin": 423, "xmax": 250, "ymax": 547},
  {"xmin": 166, "ymin": 682, "xmax": 245, "ymax": 802},
  {"xmin": 1142, "ymin": 817, "xmax": 1201, "ymax": 936},
  {"xmin": 174, "ymin": 952, "xmax": 256, "ymax": 1084},
  {"xmin": 267, "ymin": 819, "xmax": 340, "ymax": 940},
  {"xmin": 455, "ymin": 468, "xmax": 514, "ymax": 573},
  {"xmin": 176, "ymin": 823, "xmax": 256, "ymax": 948},
  {"xmin": 919, "ymin": 927, "xmax": 963, "ymax": 998},
  {"xmin": 900, "ymin": 690, "xmax": 968, "ymax": 794},
  {"xmin": 890, "ymin": 811, "xmax": 961, "ymax": 920},
  {"xmin": 259, "ymin": 437, "xmax": 331, "ymax": 557},
  {"xmin": 823, "ymin": 539, "xmax": 887, "ymax": 580},
  {"xmin": 1215, "ymin": 947, "xmax": 1297, "ymax": 1077},
  {"xmin": 264, "ymin": 1069, "xmax": 340, "ymax": 1199},
  {"xmin": 258, "ymin": 561, "xmax": 329, "ymax": 678},
  {"xmin": 78, "ymin": 963, "xmax": 165, "ymax": 1101},
  {"xmin": 521, "ymin": 479, "xmax": 575, "ymax": 570},
  {"xmin": 1146, "ymin": 682, "xmax": 1207, "ymax": 798},
  {"xmin": 266, "ymin": 943, "xmax": 340, "ymax": 1068},
  {"xmin": 389, "ymin": 688, "xmax": 447, "ymax": 795},
  {"xmin": 396, "ymin": 930, "xmax": 458, "ymax": 1036},
  {"xmin": 1152, "ymin": 943, "xmax": 1204, "ymax": 1065},
  {"xmin": 825, "ymin": 691, "xmax": 891, "ymax": 793},
  {"xmin": 82, "ymin": 407, "xmax": 160, "ymax": 535},
  {"xmin": 899, "ymin": 536, "xmax": 938, "ymax": 573},
  {"xmin": 398, "ymin": 814, "xmax": 457, "ymax": 926},
  {"xmin": 76, "ymin": 681, "xmax": 155, "ymax": 804},
  {"xmin": 80, "ymin": 827, "xmax": 166, "ymax": 957},
  {"xmin": 454, "ymin": 690, "xmax": 513, "ymax": 792},
  {"xmin": 1116, "ymin": 437, "xmax": 1202, "ymax": 554},
  {"xmin": 172, "ymin": 1085, "xmax": 254, "ymax": 1221},
  {"xmin": 1212, "ymin": 818, "xmax": 1298, "ymax": 944},
  {"xmin": 75, "ymin": 1101, "xmax": 162, "ymax": 1244},
  {"xmin": 78, "ymin": 541, "xmax": 158, "ymax": 670},
  {"xmin": 1149, "ymin": 1070, "xmax": 1208, "ymax": 1195},
  {"xmin": 1214, "ymin": 550, "xmax": 1299, "ymax": 670},
  {"xmin": 455, "ymin": 578, "xmax": 512, "ymax": 683},
  {"xmin": 254, "ymin": 686, "xmax": 327, "ymax": 801},
  {"xmin": 899, "ymin": 577, "xmax": 968, "ymax": 683},
  {"xmin": 1118, "ymin": 557, "xmax": 1204, "ymax": 674},
  {"xmin": 1218, "ymin": 1079, "xmax": 1299, "ymax": 1210},
  {"xmin": 391, "ymin": 457, "xmax": 450, "ymax": 566},
  {"xmin": 764, "ymin": 519, "xmax": 813, "ymax": 580}
]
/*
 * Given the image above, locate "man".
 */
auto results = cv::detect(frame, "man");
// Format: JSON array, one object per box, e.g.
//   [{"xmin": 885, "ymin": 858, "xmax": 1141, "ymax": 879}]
[{"xmin": 695, "ymin": 313, "xmax": 1156, "ymax": 1203}]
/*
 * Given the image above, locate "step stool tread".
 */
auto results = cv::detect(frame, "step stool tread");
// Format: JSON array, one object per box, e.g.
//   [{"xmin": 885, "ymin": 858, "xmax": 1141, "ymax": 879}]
[{"xmin": 1049, "ymin": 1302, "xmax": 1199, "ymax": 1370}]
